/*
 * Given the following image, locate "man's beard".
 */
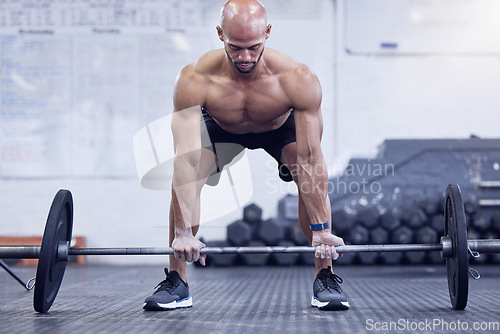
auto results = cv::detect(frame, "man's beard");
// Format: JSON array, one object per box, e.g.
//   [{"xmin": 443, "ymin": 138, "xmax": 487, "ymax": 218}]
[{"xmin": 225, "ymin": 47, "xmax": 265, "ymax": 74}]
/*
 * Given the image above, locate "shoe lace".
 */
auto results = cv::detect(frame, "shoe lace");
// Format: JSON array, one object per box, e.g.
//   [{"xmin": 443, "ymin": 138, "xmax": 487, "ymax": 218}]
[
  {"xmin": 318, "ymin": 272, "xmax": 343, "ymax": 293},
  {"xmin": 154, "ymin": 273, "xmax": 178, "ymax": 293}
]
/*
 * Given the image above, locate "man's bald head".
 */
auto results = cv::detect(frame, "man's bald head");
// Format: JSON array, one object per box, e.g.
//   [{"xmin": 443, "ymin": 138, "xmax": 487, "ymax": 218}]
[
  {"xmin": 220, "ymin": 0, "xmax": 268, "ymax": 35},
  {"xmin": 217, "ymin": 0, "xmax": 271, "ymax": 74}
]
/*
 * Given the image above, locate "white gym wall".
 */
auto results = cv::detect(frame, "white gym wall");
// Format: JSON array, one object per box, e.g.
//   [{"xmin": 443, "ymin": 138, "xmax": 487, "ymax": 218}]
[{"xmin": 0, "ymin": 0, "xmax": 499, "ymax": 264}]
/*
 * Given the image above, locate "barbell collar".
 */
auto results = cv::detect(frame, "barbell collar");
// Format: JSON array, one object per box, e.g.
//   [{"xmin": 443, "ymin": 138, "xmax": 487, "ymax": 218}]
[
  {"xmin": 58, "ymin": 241, "xmax": 70, "ymax": 262},
  {"xmin": 441, "ymin": 236, "xmax": 452, "ymax": 258}
]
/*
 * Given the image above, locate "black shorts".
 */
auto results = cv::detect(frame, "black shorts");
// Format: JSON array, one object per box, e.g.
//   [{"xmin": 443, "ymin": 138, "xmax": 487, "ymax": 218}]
[{"xmin": 201, "ymin": 109, "xmax": 296, "ymax": 185}]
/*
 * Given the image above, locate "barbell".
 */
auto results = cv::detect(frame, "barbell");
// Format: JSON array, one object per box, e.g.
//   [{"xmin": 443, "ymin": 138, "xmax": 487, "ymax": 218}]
[{"xmin": 0, "ymin": 184, "xmax": 499, "ymax": 313}]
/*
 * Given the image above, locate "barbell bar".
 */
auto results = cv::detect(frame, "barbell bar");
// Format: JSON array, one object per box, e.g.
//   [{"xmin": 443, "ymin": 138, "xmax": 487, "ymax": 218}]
[
  {"xmin": 0, "ymin": 184, "xmax": 499, "ymax": 313},
  {"xmin": 2, "ymin": 240, "xmax": 499, "ymax": 258}
]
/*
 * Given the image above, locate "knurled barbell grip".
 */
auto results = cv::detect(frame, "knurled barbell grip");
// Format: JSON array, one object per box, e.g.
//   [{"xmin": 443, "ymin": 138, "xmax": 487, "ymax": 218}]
[
  {"xmin": 61, "ymin": 240, "xmax": 498, "ymax": 256},
  {"xmin": 65, "ymin": 244, "xmax": 444, "ymax": 256}
]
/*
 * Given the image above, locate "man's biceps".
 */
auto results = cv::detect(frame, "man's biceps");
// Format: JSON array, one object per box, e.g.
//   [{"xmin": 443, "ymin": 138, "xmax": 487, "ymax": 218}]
[
  {"xmin": 172, "ymin": 105, "xmax": 203, "ymax": 122},
  {"xmin": 173, "ymin": 137, "xmax": 203, "ymax": 156},
  {"xmin": 172, "ymin": 122, "xmax": 201, "ymax": 140},
  {"xmin": 294, "ymin": 108, "xmax": 320, "ymax": 130},
  {"xmin": 171, "ymin": 116, "xmax": 201, "ymax": 135},
  {"xmin": 172, "ymin": 117, "xmax": 202, "ymax": 141}
]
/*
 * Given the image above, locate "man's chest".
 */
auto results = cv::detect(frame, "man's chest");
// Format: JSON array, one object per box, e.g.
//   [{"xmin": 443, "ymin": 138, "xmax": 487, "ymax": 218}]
[{"xmin": 204, "ymin": 76, "xmax": 292, "ymax": 125}]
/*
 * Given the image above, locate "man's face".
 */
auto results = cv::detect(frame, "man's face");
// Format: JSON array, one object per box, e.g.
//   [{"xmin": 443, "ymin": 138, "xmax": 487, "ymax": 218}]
[
  {"xmin": 218, "ymin": 23, "xmax": 271, "ymax": 74},
  {"xmin": 224, "ymin": 42, "xmax": 265, "ymax": 73}
]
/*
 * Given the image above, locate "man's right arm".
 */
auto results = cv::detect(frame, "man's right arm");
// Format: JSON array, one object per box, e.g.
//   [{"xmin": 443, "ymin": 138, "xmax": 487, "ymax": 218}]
[
  {"xmin": 171, "ymin": 105, "xmax": 203, "ymax": 230},
  {"xmin": 170, "ymin": 65, "xmax": 208, "ymax": 263}
]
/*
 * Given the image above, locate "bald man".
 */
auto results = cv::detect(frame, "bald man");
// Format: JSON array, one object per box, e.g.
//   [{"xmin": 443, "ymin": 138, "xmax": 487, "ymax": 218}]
[{"xmin": 143, "ymin": 0, "xmax": 349, "ymax": 311}]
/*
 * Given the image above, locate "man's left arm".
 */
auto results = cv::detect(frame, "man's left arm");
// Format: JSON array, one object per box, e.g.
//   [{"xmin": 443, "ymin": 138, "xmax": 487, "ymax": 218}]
[{"xmin": 286, "ymin": 66, "xmax": 344, "ymax": 260}]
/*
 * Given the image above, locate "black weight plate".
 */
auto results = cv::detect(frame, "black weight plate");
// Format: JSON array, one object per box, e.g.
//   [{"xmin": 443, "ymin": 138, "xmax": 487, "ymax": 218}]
[
  {"xmin": 34, "ymin": 189, "xmax": 73, "ymax": 313},
  {"xmin": 444, "ymin": 184, "xmax": 468, "ymax": 310}
]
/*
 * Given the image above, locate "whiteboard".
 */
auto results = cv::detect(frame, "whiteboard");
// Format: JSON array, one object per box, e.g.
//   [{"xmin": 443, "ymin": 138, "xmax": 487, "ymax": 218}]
[
  {"xmin": 0, "ymin": 0, "xmax": 335, "ymax": 178},
  {"xmin": 0, "ymin": 0, "xmax": 218, "ymax": 177},
  {"xmin": 345, "ymin": 0, "xmax": 500, "ymax": 55}
]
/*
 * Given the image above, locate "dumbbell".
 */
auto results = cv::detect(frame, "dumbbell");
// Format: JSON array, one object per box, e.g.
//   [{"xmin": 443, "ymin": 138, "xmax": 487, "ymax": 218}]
[
  {"xmin": 355, "ymin": 208, "xmax": 379, "ymax": 229},
  {"xmin": 370, "ymin": 227, "xmax": 389, "ymax": 245},
  {"xmin": 346, "ymin": 223, "xmax": 373, "ymax": 264},
  {"xmin": 257, "ymin": 218, "xmax": 285, "ymax": 246},
  {"xmin": 431, "ymin": 214, "xmax": 445, "ymax": 236},
  {"xmin": 392, "ymin": 226, "xmax": 414, "ymax": 244},
  {"xmin": 415, "ymin": 225, "xmax": 440, "ymax": 263},
  {"xmin": 402, "ymin": 209, "xmax": 428, "ymax": 229},
  {"xmin": 393, "ymin": 227, "xmax": 421, "ymax": 263},
  {"xmin": 350, "ymin": 224, "xmax": 370, "ymax": 245},
  {"xmin": 227, "ymin": 220, "xmax": 252, "ymax": 247},
  {"xmin": 420, "ymin": 199, "xmax": 440, "ymax": 216},
  {"xmin": 463, "ymin": 201, "xmax": 478, "ymax": 217},
  {"xmin": 379, "ymin": 211, "xmax": 400, "ymax": 231},
  {"xmin": 471, "ymin": 212, "xmax": 492, "ymax": 232},
  {"xmin": 277, "ymin": 195, "xmax": 299, "ymax": 226},
  {"xmin": 286, "ymin": 223, "xmax": 308, "ymax": 246},
  {"xmin": 243, "ymin": 203, "xmax": 263, "ymax": 225},
  {"xmin": 243, "ymin": 203, "xmax": 263, "ymax": 239},
  {"xmin": 416, "ymin": 226, "xmax": 438, "ymax": 244},
  {"xmin": 331, "ymin": 209, "xmax": 352, "ymax": 236},
  {"xmin": 284, "ymin": 223, "xmax": 313, "ymax": 265}
]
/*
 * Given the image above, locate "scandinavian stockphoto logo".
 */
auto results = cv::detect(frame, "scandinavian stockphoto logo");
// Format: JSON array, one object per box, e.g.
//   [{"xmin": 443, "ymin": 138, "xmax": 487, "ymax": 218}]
[
  {"xmin": 329, "ymin": 161, "xmax": 395, "ymax": 195},
  {"xmin": 264, "ymin": 159, "xmax": 395, "ymax": 195},
  {"xmin": 132, "ymin": 107, "xmax": 253, "ymax": 224}
]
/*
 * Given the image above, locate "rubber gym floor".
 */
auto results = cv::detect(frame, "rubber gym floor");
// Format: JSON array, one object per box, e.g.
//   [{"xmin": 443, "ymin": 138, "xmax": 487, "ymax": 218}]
[{"xmin": 1, "ymin": 264, "xmax": 499, "ymax": 334}]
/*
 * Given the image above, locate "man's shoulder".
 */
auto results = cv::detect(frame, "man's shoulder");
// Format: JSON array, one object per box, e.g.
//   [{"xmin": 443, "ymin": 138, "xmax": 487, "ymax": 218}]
[
  {"xmin": 174, "ymin": 50, "xmax": 225, "ymax": 107},
  {"xmin": 180, "ymin": 49, "xmax": 225, "ymax": 79},
  {"xmin": 265, "ymin": 49, "xmax": 321, "ymax": 109},
  {"xmin": 265, "ymin": 49, "xmax": 312, "ymax": 75}
]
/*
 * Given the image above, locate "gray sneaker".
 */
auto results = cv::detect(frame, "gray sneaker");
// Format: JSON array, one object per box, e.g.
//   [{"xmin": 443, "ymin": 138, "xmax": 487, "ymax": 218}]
[
  {"xmin": 143, "ymin": 268, "xmax": 192, "ymax": 310},
  {"xmin": 311, "ymin": 266, "xmax": 349, "ymax": 310}
]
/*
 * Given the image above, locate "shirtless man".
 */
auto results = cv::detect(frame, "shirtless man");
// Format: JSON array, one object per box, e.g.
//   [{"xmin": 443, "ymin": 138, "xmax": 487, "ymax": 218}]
[{"xmin": 143, "ymin": 0, "xmax": 349, "ymax": 311}]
